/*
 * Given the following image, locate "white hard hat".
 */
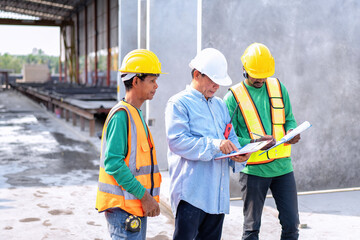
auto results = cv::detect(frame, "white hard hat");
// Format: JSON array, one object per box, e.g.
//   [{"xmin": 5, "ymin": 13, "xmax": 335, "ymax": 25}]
[{"xmin": 189, "ymin": 48, "xmax": 232, "ymax": 86}]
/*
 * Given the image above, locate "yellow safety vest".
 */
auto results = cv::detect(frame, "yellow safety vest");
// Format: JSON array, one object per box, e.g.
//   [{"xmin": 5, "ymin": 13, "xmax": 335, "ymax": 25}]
[
  {"xmin": 96, "ymin": 101, "xmax": 161, "ymax": 216},
  {"xmin": 230, "ymin": 78, "xmax": 291, "ymax": 165}
]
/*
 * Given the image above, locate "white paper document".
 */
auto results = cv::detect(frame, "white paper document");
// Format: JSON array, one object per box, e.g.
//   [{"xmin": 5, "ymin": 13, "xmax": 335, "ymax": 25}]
[
  {"xmin": 259, "ymin": 121, "xmax": 312, "ymax": 155},
  {"xmin": 215, "ymin": 140, "xmax": 272, "ymax": 160}
]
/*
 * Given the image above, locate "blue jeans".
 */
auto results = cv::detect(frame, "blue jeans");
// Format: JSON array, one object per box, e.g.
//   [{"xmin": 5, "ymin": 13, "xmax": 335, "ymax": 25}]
[
  {"xmin": 240, "ymin": 172, "xmax": 299, "ymax": 240},
  {"xmin": 105, "ymin": 208, "xmax": 147, "ymax": 240},
  {"xmin": 173, "ymin": 200, "xmax": 225, "ymax": 240}
]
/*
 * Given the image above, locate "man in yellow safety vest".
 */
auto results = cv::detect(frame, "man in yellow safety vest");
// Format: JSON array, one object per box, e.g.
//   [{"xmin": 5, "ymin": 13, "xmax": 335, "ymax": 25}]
[
  {"xmin": 96, "ymin": 49, "xmax": 165, "ymax": 239},
  {"xmin": 224, "ymin": 43, "xmax": 301, "ymax": 240}
]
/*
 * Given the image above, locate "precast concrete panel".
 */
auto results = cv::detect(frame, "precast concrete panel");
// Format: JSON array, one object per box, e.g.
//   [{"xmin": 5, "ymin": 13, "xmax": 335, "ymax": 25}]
[
  {"xmin": 64, "ymin": 23, "xmax": 72, "ymax": 49},
  {"xmin": 97, "ymin": 1, "xmax": 107, "ymax": 51},
  {"xmin": 88, "ymin": 34, "xmax": 95, "ymax": 56},
  {"xmin": 202, "ymin": 0, "xmax": 360, "ymax": 192},
  {"xmin": 119, "ymin": 0, "xmax": 138, "ymax": 59},
  {"xmin": 147, "ymin": 0, "xmax": 198, "ymax": 170},
  {"xmin": 139, "ymin": 0, "xmax": 147, "ymax": 49},
  {"xmin": 78, "ymin": 10, "xmax": 86, "ymax": 57},
  {"xmin": 87, "ymin": 2, "xmax": 95, "ymax": 54},
  {"xmin": 77, "ymin": 11, "xmax": 85, "ymax": 57},
  {"xmin": 110, "ymin": 0, "xmax": 119, "ymax": 48},
  {"xmin": 116, "ymin": 0, "xmax": 139, "ymax": 99}
]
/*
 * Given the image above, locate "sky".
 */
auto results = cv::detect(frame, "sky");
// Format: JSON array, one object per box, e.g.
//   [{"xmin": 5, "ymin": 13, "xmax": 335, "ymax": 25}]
[{"xmin": 0, "ymin": 25, "xmax": 60, "ymax": 56}]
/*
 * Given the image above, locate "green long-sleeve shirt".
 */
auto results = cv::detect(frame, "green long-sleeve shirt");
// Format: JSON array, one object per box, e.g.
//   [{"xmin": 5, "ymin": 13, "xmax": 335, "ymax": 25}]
[
  {"xmin": 103, "ymin": 108, "xmax": 148, "ymax": 199},
  {"xmin": 223, "ymin": 80, "xmax": 297, "ymax": 177}
]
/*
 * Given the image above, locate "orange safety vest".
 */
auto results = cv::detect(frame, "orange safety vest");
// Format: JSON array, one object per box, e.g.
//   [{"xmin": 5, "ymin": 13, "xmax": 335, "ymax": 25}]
[
  {"xmin": 230, "ymin": 78, "xmax": 291, "ymax": 165},
  {"xmin": 96, "ymin": 101, "xmax": 161, "ymax": 216}
]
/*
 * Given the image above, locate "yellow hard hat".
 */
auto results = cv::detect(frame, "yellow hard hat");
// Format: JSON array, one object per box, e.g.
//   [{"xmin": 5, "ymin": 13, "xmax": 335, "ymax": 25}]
[
  {"xmin": 241, "ymin": 43, "xmax": 275, "ymax": 79},
  {"xmin": 119, "ymin": 49, "xmax": 166, "ymax": 74}
]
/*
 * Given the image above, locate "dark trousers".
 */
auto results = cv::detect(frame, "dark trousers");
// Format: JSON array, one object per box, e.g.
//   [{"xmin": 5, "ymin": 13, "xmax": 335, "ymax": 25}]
[
  {"xmin": 173, "ymin": 200, "xmax": 225, "ymax": 240},
  {"xmin": 240, "ymin": 172, "xmax": 299, "ymax": 240}
]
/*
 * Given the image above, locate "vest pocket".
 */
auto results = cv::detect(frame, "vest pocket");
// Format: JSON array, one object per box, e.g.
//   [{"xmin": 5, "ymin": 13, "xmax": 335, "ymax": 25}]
[
  {"xmin": 141, "ymin": 142, "xmax": 150, "ymax": 152},
  {"xmin": 136, "ymin": 142, "xmax": 151, "ymax": 170}
]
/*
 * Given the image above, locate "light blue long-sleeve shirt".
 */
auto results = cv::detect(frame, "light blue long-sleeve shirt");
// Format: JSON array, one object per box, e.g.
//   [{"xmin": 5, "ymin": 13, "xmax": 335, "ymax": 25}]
[{"xmin": 165, "ymin": 85, "xmax": 246, "ymax": 216}]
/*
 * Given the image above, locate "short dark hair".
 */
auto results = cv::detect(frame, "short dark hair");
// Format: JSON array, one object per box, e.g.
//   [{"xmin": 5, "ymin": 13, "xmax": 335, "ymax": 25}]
[
  {"xmin": 191, "ymin": 68, "xmax": 205, "ymax": 78},
  {"xmin": 123, "ymin": 76, "xmax": 142, "ymax": 91}
]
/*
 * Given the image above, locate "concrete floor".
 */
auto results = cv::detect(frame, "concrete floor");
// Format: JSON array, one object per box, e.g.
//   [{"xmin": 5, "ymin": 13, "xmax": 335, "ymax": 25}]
[
  {"xmin": 0, "ymin": 89, "xmax": 174, "ymax": 240},
  {"xmin": 1, "ymin": 88, "xmax": 359, "ymax": 240}
]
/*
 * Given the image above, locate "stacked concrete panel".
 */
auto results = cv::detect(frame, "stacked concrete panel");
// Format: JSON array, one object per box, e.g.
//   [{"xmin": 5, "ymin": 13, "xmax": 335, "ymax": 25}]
[{"xmin": 17, "ymin": 64, "xmax": 50, "ymax": 83}]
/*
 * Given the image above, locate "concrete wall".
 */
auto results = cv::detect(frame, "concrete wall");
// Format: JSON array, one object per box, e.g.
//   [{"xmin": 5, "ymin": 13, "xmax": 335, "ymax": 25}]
[
  {"xmin": 64, "ymin": 0, "xmax": 358, "ymax": 192},
  {"xmin": 142, "ymin": 0, "xmax": 360, "ymax": 192},
  {"xmin": 115, "ymin": 0, "xmax": 198, "ymax": 170},
  {"xmin": 148, "ymin": 0, "xmax": 198, "ymax": 170},
  {"xmin": 62, "ymin": 0, "xmax": 360, "ymax": 192},
  {"xmin": 211, "ymin": 0, "xmax": 360, "ymax": 192},
  {"xmin": 64, "ymin": 0, "xmax": 359, "ymax": 192},
  {"xmin": 117, "ymin": 0, "xmax": 138, "ymax": 99}
]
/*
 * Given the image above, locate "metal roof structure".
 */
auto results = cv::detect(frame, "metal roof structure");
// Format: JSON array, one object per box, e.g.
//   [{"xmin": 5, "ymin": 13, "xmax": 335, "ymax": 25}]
[{"xmin": 0, "ymin": 0, "xmax": 88, "ymax": 26}]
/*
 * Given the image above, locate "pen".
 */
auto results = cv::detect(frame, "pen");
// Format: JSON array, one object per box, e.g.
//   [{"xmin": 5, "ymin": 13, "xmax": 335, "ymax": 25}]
[{"xmin": 250, "ymin": 132, "xmax": 264, "ymax": 138}]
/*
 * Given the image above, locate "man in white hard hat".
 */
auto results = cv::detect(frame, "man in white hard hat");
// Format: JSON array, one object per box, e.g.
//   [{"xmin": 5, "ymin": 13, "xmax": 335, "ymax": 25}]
[{"xmin": 165, "ymin": 48, "xmax": 250, "ymax": 239}]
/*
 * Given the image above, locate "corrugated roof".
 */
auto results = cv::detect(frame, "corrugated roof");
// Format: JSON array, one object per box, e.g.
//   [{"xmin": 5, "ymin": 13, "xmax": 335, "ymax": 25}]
[{"xmin": 0, "ymin": 0, "xmax": 88, "ymax": 25}]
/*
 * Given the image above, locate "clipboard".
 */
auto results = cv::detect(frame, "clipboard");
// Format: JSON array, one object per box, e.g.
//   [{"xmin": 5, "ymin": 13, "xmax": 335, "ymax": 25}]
[{"xmin": 214, "ymin": 140, "xmax": 272, "ymax": 160}]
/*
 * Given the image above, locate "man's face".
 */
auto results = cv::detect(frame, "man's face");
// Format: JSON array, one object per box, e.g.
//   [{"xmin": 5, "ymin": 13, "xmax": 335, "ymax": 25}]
[
  {"xmin": 197, "ymin": 74, "xmax": 220, "ymax": 99},
  {"xmin": 137, "ymin": 75, "xmax": 159, "ymax": 100},
  {"xmin": 247, "ymin": 75, "xmax": 266, "ymax": 88}
]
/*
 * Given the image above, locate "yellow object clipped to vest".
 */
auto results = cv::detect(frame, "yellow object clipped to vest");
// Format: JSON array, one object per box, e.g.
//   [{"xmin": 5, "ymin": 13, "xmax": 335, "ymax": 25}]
[
  {"xmin": 230, "ymin": 78, "xmax": 291, "ymax": 165},
  {"xmin": 96, "ymin": 101, "xmax": 161, "ymax": 216}
]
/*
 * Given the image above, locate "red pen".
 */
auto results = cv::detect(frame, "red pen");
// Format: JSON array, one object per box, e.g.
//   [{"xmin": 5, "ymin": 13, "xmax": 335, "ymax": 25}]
[{"xmin": 224, "ymin": 102, "xmax": 240, "ymax": 139}]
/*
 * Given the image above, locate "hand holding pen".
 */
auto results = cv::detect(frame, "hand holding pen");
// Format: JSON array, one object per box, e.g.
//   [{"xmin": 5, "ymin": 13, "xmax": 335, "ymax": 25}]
[{"xmin": 250, "ymin": 132, "xmax": 276, "ymax": 150}]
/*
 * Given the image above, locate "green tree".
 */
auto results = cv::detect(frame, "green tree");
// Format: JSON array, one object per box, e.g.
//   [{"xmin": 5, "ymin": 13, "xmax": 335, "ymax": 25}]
[
  {"xmin": 0, "ymin": 50, "xmax": 59, "ymax": 74},
  {"xmin": 0, "ymin": 53, "xmax": 22, "ymax": 73}
]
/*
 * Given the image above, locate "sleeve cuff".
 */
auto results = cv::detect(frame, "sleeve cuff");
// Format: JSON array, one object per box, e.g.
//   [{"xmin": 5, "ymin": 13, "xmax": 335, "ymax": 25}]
[
  {"xmin": 111, "ymin": 171, "xmax": 147, "ymax": 200},
  {"xmin": 211, "ymin": 138, "xmax": 222, "ymax": 154},
  {"xmin": 137, "ymin": 187, "xmax": 146, "ymax": 200},
  {"xmin": 286, "ymin": 128, "xmax": 294, "ymax": 133}
]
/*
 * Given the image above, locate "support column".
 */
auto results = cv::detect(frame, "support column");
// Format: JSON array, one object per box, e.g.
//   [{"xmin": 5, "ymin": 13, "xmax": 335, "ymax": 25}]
[
  {"xmin": 94, "ymin": 0, "xmax": 98, "ymax": 86},
  {"xmin": 106, "ymin": 0, "xmax": 111, "ymax": 87},
  {"xmin": 76, "ymin": 12, "xmax": 80, "ymax": 84},
  {"xmin": 84, "ymin": 5, "xmax": 88, "ymax": 85}
]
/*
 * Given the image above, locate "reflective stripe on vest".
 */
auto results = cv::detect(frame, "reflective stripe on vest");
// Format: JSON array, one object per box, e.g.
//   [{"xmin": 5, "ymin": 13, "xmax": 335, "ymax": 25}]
[
  {"xmin": 95, "ymin": 101, "xmax": 161, "ymax": 216},
  {"xmin": 230, "ymin": 78, "xmax": 291, "ymax": 164}
]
